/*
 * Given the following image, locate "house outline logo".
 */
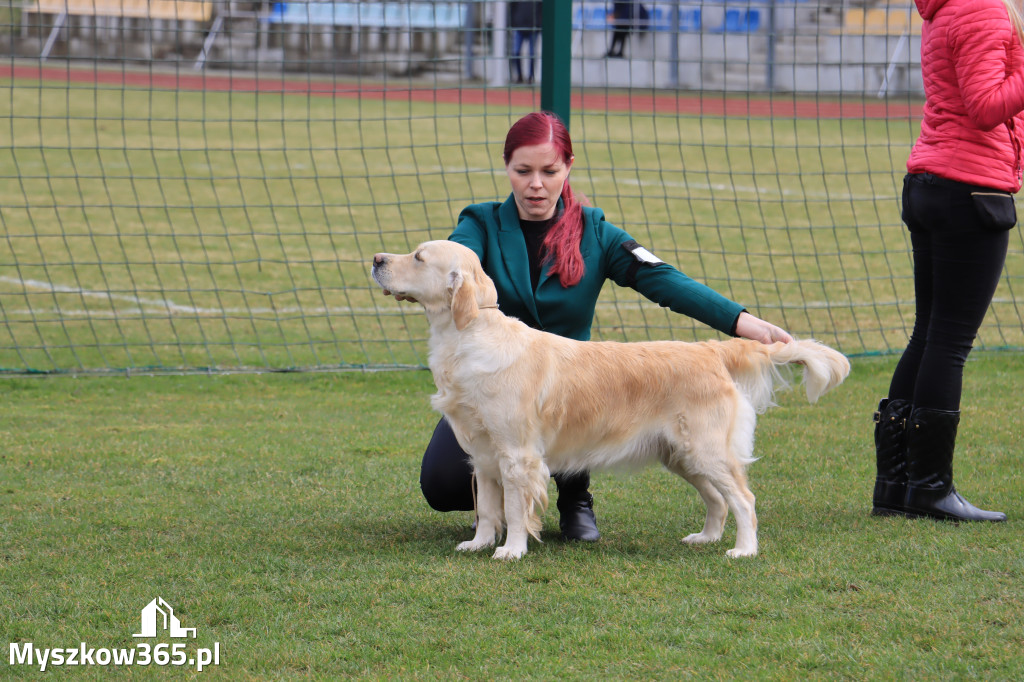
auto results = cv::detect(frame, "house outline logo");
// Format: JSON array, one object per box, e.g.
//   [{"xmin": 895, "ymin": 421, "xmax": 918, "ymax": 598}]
[{"xmin": 133, "ymin": 597, "xmax": 197, "ymax": 639}]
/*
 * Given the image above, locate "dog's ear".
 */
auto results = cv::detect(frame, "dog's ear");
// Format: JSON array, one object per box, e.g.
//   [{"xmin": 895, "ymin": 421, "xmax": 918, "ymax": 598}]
[
  {"xmin": 472, "ymin": 262, "xmax": 499, "ymax": 310},
  {"xmin": 448, "ymin": 269, "xmax": 479, "ymax": 331}
]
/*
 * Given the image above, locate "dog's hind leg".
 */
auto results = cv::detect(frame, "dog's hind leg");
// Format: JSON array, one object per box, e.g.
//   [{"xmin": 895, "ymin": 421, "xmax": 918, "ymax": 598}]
[
  {"xmin": 719, "ymin": 399, "xmax": 759, "ymax": 557},
  {"xmin": 665, "ymin": 465, "xmax": 728, "ymax": 546},
  {"xmin": 669, "ymin": 406, "xmax": 759, "ymax": 557},
  {"xmin": 456, "ymin": 473, "xmax": 504, "ymax": 553},
  {"xmin": 716, "ymin": 463, "xmax": 758, "ymax": 558},
  {"xmin": 681, "ymin": 453, "xmax": 758, "ymax": 557},
  {"xmin": 697, "ymin": 396, "xmax": 760, "ymax": 557}
]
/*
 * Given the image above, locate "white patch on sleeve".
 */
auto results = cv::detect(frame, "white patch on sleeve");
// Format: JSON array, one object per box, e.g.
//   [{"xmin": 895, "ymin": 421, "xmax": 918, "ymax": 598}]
[{"xmin": 630, "ymin": 245, "xmax": 664, "ymax": 264}]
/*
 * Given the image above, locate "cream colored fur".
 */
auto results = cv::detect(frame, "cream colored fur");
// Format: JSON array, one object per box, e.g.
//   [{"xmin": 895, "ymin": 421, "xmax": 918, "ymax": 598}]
[{"xmin": 371, "ymin": 240, "xmax": 851, "ymax": 560}]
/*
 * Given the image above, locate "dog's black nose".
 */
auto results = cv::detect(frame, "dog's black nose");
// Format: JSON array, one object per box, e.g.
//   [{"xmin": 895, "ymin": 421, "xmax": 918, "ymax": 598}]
[{"xmin": 373, "ymin": 254, "xmax": 386, "ymax": 268}]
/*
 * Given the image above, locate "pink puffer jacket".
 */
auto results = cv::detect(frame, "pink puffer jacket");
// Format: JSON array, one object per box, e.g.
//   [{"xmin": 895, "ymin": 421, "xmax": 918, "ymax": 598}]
[{"xmin": 908, "ymin": 0, "xmax": 1024, "ymax": 192}]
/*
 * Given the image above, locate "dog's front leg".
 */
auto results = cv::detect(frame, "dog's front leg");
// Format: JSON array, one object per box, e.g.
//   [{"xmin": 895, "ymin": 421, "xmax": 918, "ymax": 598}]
[
  {"xmin": 456, "ymin": 473, "xmax": 504, "ymax": 553},
  {"xmin": 492, "ymin": 452, "xmax": 548, "ymax": 561},
  {"xmin": 493, "ymin": 488, "xmax": 529, "ymax": 560}
]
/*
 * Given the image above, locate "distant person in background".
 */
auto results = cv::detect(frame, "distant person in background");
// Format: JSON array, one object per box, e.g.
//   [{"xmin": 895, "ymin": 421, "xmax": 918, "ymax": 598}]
[
  {"xmin": 510, "ymin": 1, "xmax": 542, "ymax": 84},
  {"xmin": 606, "ymin": 1, "xmax": 649, "ymax": 58},
  {"xmin": 871, "ymin": 0, "xmax": 1024, "ymax": 522}
]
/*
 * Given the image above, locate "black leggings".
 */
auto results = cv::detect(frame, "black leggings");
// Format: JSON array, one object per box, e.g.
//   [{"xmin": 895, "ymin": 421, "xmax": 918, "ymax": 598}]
[
  {"xmin": 419, "ymin": 417, "xmax": 588, "ymax": 512},
  {"xmin": 419, "ymin": 417, "xmax": 476, "ymax": 512},
  {"xmin": 888, "ymin": 173, "xmax": 1012, "ymax": 411}
]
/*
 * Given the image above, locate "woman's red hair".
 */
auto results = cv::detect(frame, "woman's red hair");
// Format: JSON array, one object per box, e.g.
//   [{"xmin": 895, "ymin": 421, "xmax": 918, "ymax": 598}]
[{"xmin": 503, "ymin": 111, "xmax": 585, "ymax": 287}]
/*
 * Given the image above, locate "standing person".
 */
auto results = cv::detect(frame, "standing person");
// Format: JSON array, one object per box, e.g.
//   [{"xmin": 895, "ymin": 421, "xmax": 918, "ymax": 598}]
[
  {"xmin": 872, "ymin": 0, "xmax": 1024, "ymax": 521},
  {"xmin": 387, "ymin": 111, "xmax": 793, "ymax": 542},
  {"xmin": 606, "ymin": 1, "xmax": 649, "ymax": 58},
  {"xmin": 509, "ymin": 1, "xmax": 542, "ymax": 84}
]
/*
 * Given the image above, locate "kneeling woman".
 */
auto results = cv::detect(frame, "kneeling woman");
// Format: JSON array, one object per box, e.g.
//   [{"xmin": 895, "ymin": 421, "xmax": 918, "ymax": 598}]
[{"xmin": 388, "ymin": 111, "xmax": 792, "ymax": 540}]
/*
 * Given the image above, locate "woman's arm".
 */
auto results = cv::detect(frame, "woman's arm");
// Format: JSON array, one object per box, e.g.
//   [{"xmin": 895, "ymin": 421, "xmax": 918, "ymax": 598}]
[
  {"xmin": 951, "ymin": 1, "xmax": 1024, "ymax": 130},
  {"xmin": 603, "ymin": 225, "xmax": 792, "ymax": 344}
]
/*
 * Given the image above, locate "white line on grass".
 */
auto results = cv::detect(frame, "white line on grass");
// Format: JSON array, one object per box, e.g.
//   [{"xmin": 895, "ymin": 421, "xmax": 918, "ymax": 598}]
[
  {"xmin": 10, "ymin": 275, "xmax": 975, "ymax": 320},
  {"xmin": 0, "ymin": 275, "xmax": 382, "ymax": 316}
]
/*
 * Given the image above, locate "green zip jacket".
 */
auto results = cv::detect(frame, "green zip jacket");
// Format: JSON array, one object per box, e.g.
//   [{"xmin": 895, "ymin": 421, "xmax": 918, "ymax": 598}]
[{"xmin": 449, "ymin": 195, "xmax": 745, "ymax": 341}]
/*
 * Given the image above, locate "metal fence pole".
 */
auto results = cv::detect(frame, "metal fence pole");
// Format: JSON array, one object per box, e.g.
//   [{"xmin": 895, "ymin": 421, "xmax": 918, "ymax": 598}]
[
  {"xmin": 464, "ymin": 1, "xmax": 476, "ymax": 80},
  {"xmin": 490, "ymin": 1, "xmax": 509, "ymax": 86},
  {"xmin": 540, "ymin": 0, "xmax": 572, "ymax": 128}
]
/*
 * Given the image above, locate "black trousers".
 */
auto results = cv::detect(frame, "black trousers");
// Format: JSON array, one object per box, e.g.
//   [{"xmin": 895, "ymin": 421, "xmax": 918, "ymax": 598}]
[
  {"xmin": 607, "ymin": 30, "xmax": 629, "ymax": 55},
  {"xmin": 419, "ymin": 418, "xmax": 476, "ymax": 511},
  {"xmin": 419, "ymin": 417, "xmax": 588, "ymax": 512},
  {"xmin": 888, "ymin": 173, "xmax": 1013, "ymax": 411}
]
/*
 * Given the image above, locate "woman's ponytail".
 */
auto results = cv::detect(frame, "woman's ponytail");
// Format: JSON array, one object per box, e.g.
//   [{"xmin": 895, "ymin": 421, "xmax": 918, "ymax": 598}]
[{"xmin": 542, "ymin": 179, "xmax": 585, "ymax": 287}]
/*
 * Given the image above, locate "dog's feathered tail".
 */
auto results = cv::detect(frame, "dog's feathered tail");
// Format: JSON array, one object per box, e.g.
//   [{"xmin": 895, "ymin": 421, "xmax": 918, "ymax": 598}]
[{"xmin": 713, "ymin": 338, "xmax": 851, "ymax": 413}]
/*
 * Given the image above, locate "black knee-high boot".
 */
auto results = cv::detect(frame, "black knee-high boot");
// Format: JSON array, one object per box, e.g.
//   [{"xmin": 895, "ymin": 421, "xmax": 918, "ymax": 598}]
[
  {"xmin": 904, "ymin": 407, "xmax": 1006, "ymax": 522},
  {"xmin": 554, "ymin": 471, "xmax": 600, "ymax": 542},
  {"xmin": 872, "ymin": 398, "xmax": 913, "ymax": 516}
]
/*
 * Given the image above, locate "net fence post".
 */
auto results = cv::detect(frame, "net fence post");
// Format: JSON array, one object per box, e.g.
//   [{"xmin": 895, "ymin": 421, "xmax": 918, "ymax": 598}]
[{"xmin": 540, "ymin": 0, "xmax": 571, "ymax": 127}]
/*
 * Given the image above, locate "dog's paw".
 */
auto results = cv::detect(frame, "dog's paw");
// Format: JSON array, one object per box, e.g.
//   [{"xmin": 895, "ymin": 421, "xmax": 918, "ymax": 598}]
[
  {"xmin": 682, "ymin": 531, "xmax": 721, "ymax": 545},
  {"xmin": 492, "ymin": 544, "xmax": 527, "ymax": 561},
  {"xmin": 725, "ymin": 546, "xmax": 758, "ymax": 558},
  {"xmin": 456, "ymin": 538, "xmax": 495, "ymax": 553}
]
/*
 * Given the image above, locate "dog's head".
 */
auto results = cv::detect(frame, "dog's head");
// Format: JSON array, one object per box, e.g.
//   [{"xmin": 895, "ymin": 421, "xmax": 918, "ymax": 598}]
[{"xmin": 371, "ymin": 240, "xmax": 499, "ymax": 331}]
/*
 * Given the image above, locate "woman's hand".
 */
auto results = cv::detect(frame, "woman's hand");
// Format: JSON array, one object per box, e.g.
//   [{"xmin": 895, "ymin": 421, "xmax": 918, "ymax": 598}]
[{"xmin": 734, "ymin": 311, "xmax": 793, "ymax": 345}]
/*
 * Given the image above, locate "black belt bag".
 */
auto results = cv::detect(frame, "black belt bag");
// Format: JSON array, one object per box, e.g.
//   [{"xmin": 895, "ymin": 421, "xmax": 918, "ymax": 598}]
[
  {"xmin": 970, "ymin": 191, "xmax": 1017, "ymax": 231},
  {"xmin": 916, "ymin": 173, "xmax": 1018, "ymax": 232}
]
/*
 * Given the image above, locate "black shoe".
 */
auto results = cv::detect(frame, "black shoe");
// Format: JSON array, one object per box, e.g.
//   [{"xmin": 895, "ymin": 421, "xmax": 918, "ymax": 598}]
[
  {"xmin": 904, "ymin": 407, "xmax": 1006, "ymax": 522},
  {"xmin": 872, "ymin": 397, "xmax": 912, "ymax": 516},
  {"xmin": 554, "ymin": 471, "xmax": 600, "ymax": 542}
]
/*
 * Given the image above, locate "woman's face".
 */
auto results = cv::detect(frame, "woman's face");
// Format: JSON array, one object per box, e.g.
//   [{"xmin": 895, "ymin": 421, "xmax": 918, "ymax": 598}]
[{"xmin": 505, "ymin": 142, "xmax": 573, "ymax": 221}]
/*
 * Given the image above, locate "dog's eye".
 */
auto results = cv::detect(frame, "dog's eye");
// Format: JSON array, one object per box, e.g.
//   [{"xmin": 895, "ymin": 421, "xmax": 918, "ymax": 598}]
[{"xmin": 414, "ymin": 251, "xmax": 424, "ymax": 262}]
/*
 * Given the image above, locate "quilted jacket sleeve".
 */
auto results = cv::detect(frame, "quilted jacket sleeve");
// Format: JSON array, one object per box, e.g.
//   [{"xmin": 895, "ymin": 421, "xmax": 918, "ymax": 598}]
[{"xmin": 949, "ymin": 0, "xmax": 1024, "ymax": 130}]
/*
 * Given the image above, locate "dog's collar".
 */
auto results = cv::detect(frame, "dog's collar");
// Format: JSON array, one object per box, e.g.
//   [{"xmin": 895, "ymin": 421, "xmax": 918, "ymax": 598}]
[{"xmin": 478, "ymin": 304, "xmax": 499, "ymax": 310}]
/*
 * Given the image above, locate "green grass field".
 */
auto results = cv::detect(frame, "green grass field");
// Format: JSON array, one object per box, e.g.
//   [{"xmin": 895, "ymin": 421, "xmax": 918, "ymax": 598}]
[
  {"xmin": 4, "ymin": 71, "xmax": 1023, "ymax": 375},
  {"xmin": 3, "ymin": 68, "xmax": 1023, "ymax": 676},
  {"xmin": 2, "ymin": 353, "xmax": 1022, "ymax": 679}
]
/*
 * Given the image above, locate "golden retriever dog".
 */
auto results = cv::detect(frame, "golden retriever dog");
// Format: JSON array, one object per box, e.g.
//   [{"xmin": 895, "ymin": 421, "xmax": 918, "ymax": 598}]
[{"xmin": 371, "ymin": 240, "xmax": 850, "ymax": 560}]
